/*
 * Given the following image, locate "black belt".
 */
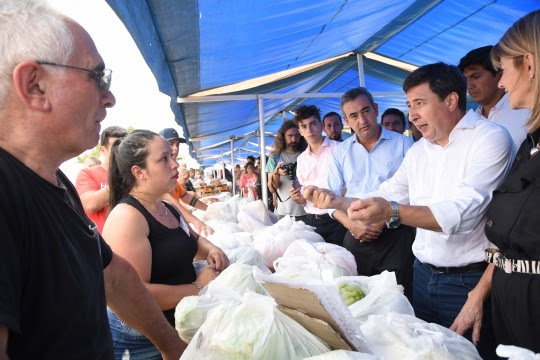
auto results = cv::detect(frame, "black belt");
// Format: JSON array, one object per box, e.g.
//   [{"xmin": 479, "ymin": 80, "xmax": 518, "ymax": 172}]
[
  {"xmin": 424, "ymin": 261, "xmax": 487, "ymax": 274},
  {"xmin": 307, "ymin": 213, "xmax": 330, "ymax": 220}
]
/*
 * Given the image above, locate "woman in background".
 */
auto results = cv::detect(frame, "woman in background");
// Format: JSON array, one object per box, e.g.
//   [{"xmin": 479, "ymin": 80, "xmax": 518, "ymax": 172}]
[{"xmin": 239, "ymin": 162, "xmax": 259, "ymax": 200}]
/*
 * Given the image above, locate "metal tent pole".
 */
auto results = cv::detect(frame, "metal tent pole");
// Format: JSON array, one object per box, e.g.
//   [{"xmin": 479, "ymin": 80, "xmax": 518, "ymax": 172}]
[
  {"xmin": 357, "ymin": 53, "xmax": 366, "ymax": 87},
  {"xmin": 257, "ymin": 96, "xmax": 268, "ymax": 208},
  {"xmin": 230, "ymin": 136, "xmax": 236, "ymax": 195}
]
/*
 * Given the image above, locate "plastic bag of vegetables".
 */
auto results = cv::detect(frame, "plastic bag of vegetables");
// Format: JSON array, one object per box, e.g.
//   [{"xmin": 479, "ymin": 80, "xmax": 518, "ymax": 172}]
[
  {"xmin": 273, "ymin": 240, "xmax": 357, "ymax": 282},
  {"xmin": 336, "ymin": 272, "xmax": 414, "ymax": 322},
  {"xmin": 253, "ymin": 216, "xmax": 324, "ymax": 270},
  {"xmin": 225, "ymin": 246, "xmax": 271, "ymax": 274},
  {"xmin": 181, "ymin": 292, "xmax": 330, "ymax": 359},
  {"xmin": 359, "ymin": 313, "xmax": 481, "ymax": 360},
  {"xmin": 175, "ymin": 264, "xmax": 268, "ymax": 343}
]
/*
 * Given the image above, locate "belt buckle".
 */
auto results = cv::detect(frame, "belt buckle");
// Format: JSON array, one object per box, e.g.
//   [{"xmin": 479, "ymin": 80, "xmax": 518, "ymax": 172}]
[{"xmin": 504, "ymin": 259, "xmax": 512, "ymax": 274}]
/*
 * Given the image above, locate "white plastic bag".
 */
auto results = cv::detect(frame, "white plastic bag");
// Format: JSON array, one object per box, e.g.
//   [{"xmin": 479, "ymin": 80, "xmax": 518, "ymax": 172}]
[
  {"xmin": 304, "ymin": 350, "xmax": 377, "ymax": 360},
  {"xmin": 273, "ymin": 240, "xmax": 357, "ymax": 282},
  {"xmin": 206, "ymin": 230, "xmax": 253, "ymax": 251},
  {"xmin": 497, "ymin": 345, "xmax": 540, "ymax": 359},
  {"xmin": 225, "ymin": 246, "xmax": 271, "ymax": 274},
  {"xmin": 181, "ymin": 292, "xmax": 330, "ymax": 359},
  {"xmin": 203, "ymin": 195, "xmax": 244, "ymax": 223},
  {"xmin": 360, "ymin": 313, "xmax": 481, "ymax": 360},
  {"xmin": 253, "ymin": 216, "xmax": 324, "ymax": 269},
  {"xmin": 175, "ymin": 264, "xmax": 267, "ymax": 343},
  {"xmin": 207, "ymin": 263, "xmax": 267, "ymax": 295},
  {"xmin": 341, "ymin": 271, "xmax": 414, "ymax": 322},
  {"xmin": 237, "ymin": 200, "xmax": 277, "ymax": 232},
  {"xmin": 174, "ymin": 294, "xmax": 225, "ymax": 343}
]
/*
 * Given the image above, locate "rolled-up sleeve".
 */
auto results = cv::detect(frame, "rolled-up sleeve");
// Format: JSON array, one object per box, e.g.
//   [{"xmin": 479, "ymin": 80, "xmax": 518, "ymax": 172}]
[{"xmin": 429, "ymin": 125, "xmax": 513, "ymax": 235}]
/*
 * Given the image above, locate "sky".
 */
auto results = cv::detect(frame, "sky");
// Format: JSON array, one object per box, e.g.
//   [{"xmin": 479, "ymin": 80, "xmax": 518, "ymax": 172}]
[{"xmin": 52, "ymin": 0, "xmax": 199, "ymax": 180}]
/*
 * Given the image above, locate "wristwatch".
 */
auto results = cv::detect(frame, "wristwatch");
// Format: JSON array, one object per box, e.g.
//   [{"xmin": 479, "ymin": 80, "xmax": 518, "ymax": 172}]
[{"xmin": 385, "ymin": 201, "xmax": 400, "ymax": 229}]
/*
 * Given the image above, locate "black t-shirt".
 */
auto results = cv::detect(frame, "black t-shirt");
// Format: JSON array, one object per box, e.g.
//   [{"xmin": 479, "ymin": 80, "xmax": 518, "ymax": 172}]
[
  {"xmin": 122, "ymin": 196, "xmax": 197, "ymax": 324},
  {"xmin": 0, "ymin": 148, "xmax": 114, "ymax": 359}
]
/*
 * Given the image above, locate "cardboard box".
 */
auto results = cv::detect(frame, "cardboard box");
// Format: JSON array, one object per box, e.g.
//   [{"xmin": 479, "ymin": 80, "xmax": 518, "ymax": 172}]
[{"xmin": 262, "ymin": 283, "xmax": 356, "ymax": 351}]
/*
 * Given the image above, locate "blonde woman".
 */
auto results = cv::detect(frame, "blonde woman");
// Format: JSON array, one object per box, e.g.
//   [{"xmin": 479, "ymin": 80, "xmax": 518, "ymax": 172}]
[{"xmin": 453, "ymin": 10, "xmax": 540, "ymax": 353}]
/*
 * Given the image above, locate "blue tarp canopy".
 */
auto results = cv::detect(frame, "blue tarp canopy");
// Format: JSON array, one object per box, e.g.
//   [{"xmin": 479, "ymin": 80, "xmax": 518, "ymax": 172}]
[{"xmin": 106, "ymin": 0, "xmax": 538, "ymax": 166}]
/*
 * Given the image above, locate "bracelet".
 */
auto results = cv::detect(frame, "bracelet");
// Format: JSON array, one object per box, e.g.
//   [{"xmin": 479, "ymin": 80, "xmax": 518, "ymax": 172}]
[
  {"xmin": 189, "ymin": 196, "xmax": 198, "ymax": 207},
  {"xmin": 193, "ymin": 281, "xmax": 202, "ymax": 290}
]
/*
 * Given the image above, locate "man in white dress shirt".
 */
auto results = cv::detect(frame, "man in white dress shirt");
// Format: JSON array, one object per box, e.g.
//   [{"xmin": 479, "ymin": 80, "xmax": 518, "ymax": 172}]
[
  {"xmin": 459, "ymin": 45, "xmax": 530, "ymax": 153},
  {"xmin": 305, "ymin": 63, "xmax": 512, "ymax": 359}
]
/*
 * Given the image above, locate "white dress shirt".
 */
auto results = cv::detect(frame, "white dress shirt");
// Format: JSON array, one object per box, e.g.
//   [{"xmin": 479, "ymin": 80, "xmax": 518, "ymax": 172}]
[
  {"xmin": 297, "ymin": 137, "xmax": 339, "ymax": 214},
  {"xmin": 326, "ymin": 127, "xmax": 413, "ymax": 198},
  {"xmin": 475, "ymin": 93, "xmax": 530, "ymax": 155},
  {"xmin": 365, "ymin": 110, "xmax": 513, "ymax": 267}
]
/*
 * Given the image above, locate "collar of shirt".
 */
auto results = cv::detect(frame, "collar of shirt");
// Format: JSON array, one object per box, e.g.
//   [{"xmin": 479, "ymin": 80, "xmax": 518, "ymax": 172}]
[
  {"xmin": 305, "ymin": 136, "xmax": 332, "ymax": 157},
  {"xmin": 350, "ymin": 125, "xmax": 391, "ymax": 147},
  {"xmin": 475, "ymin": 93, "xmax": 508, "ymax": 120},
  {"xmin": 435, "ymin": 109, "xmax": 478, "ymax": 147}
]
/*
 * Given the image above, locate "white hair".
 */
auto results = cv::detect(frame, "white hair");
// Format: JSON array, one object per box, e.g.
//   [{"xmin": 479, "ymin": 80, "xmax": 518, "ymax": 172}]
[{"xmin": 0, "ymin": 0, "xmax": 75, "ymax": 107}]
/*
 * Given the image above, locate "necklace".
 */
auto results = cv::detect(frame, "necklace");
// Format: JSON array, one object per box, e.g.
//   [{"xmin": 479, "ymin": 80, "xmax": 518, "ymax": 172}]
[
  {"xmin": 131, "ymin": 195, "xmax": 168, "ymax": 216},
  {"xmin": 154, "ymin": 204, "xmax": 168, "ymax": 217}
]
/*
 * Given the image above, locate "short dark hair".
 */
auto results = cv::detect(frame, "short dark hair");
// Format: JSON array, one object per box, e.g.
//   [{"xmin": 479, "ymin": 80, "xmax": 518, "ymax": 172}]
[
  {"xmin": 100, "ymin": 126, "xmax": 128, "ymax": 147},
  {"xmin": 322, "ymin": 111, "xmax": 342, "ymax": 124},
  {"xmin": 246, "ymin": 156, "xmax": 255, "ymax": 163},
  {"xmin": 340, "ymin": 87, "xmax": 375, "ymax": 114},
  {"xmin": 381, "ymin": 108, "xmax": 406, "ymax": 126},
  {"xmin": 293, "ymin": 105, "xmax": 321, "ymax": 125},
  {"xmin": 458, "ymin": 46, "xmax": 498, "ymax": 75},
  {"xmin": 403, "ymin": 62, "xmax": 467, "ymax": 113}
]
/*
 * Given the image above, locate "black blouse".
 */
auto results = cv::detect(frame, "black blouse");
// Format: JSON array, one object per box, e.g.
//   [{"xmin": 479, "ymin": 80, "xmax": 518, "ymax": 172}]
[{"xmin": 485, "ymin": 129, "xmax": 540, "ymax": 260}]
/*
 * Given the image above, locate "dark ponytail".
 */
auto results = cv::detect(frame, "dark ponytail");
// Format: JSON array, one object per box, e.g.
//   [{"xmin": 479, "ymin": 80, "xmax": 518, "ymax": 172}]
[{"xmin": 108, "ymin": 130, "xmax": 157, "ymax": 210}]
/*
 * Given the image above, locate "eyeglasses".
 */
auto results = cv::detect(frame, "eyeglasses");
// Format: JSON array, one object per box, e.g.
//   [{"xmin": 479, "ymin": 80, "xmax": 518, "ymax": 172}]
[{"xmin": 36, "ymin": 61, "xmax": 112, "ymax": 92}]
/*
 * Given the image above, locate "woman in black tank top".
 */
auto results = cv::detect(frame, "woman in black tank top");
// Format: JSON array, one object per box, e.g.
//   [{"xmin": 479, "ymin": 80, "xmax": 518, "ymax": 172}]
[{"xmin": 102, "ymin": 130, "xmax": 229, "ymax": 359}]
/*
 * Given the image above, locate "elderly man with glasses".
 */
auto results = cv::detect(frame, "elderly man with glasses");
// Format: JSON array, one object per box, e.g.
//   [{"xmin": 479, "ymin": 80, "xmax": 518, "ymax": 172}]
[{"xmin": 0, "ymin": 1, "xmax": 183, "ymax": 359}]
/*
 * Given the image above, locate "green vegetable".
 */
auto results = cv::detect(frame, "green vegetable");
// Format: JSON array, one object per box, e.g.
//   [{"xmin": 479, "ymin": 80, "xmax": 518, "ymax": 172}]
[{"xmin": 339, "ymin": 283, "xmax": 365, "ymax": 306}]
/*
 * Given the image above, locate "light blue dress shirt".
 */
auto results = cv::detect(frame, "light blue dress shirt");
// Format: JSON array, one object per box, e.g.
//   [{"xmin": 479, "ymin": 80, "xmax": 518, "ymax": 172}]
[{"xmin": 326, "ymin": 127, "xmax": 413, "ymax": 199}]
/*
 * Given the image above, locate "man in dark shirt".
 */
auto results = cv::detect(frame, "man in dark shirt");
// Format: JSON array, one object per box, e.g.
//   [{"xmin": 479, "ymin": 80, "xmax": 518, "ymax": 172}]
[{"xmin": 0, "ymin": 2, "xmax": 182, "ymax": 358}]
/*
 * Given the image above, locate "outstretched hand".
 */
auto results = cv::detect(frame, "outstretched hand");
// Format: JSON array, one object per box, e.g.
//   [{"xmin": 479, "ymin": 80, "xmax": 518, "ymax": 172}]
[
  {"xmin": 302, "ymin": 186, "xmax": 343, "ymax": 210},
  {"xmin": 348, "ymin": 197, "xmax": 392, "ymax": 224}
]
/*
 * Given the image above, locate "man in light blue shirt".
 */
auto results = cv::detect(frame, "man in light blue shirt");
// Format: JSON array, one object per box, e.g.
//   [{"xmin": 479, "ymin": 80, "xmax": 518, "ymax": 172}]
[{"xmin": 323, "ymin": 87, "xmax": 415, "ymax": 298}]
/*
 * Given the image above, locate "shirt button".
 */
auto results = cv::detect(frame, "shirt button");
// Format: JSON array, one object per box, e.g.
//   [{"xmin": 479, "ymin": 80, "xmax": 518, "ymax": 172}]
[
  {"xmin": 516, "ymin": 154, "xmax": 521, "ymax": 161},
  {"xmin": 486, "ymin": 220, "xmax": 494, "ymax": 227}
]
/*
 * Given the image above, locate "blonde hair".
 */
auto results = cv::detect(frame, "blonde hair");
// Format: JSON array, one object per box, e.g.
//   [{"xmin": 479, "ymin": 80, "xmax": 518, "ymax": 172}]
[{"xmin": 491, "ymin": 10, "xmax": 540, "ymax": 132}]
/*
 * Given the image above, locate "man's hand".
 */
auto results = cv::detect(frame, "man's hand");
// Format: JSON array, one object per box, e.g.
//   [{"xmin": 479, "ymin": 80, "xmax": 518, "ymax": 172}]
[
  {"xmin": 450, "ymin": 290, "xmax": 484, "ymax": 345},
  {"xmin": 289, "ymin": 187, "xmax": 306, "ymax": 204},
  {"xmin": 274, "ymin": 161, "xmax": 287, "ymax": 177},
  {"xmin": 348, "ymin": 220, "xmax": 384, "ymax": 242},
  {"xmin": 302, "ymin": 186, "xmax": 344, "ymax": 210},
  {"xmin": 348, "ymin": 197, "xmax": 392, "ymax": 224}
]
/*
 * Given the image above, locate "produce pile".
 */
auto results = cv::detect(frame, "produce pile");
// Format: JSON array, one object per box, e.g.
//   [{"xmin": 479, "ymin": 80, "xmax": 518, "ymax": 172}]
[{"xmin": 180, "ymin": 195, "xmax": 482, "ymax": 360}]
